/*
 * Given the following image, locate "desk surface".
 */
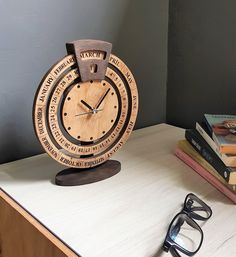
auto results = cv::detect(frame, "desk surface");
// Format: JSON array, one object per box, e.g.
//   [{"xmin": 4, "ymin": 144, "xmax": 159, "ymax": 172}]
[{"xmin": 0, "ymin": 124, "xmax": 236, "ymax": 257}]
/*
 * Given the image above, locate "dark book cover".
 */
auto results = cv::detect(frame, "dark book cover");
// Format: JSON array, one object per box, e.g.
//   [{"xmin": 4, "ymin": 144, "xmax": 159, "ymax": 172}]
[
  {"xmin": 185, "ymin": 129, "xmax": 236, "ymax": 184},
  {"xmin": 203, "ymin": 116, "xmax": 213, "ymax": 135},
  {"xmin": 198, "ymin": 121, "xmax": 211, "ymax": 137}
]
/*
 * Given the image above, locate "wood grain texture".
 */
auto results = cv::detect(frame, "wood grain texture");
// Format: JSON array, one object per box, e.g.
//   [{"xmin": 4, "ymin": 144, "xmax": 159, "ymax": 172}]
[
  {"xmin": 0, "ymin": 190, "xmax": 78, "ymax": 257},
  {"xmin": 66, "ymin": 40, "xmax": 112, "ymax": 82},
  {"xmin": 33, "ymin": 51, "xmax": 138, "ymax": 168},
  {"xmin": 62, "ymin": 80, "xmax": 119, "ymax": 142},
  {"xmin": 1, "ymin": 124, "xmax": 236, "ymax": 257}
]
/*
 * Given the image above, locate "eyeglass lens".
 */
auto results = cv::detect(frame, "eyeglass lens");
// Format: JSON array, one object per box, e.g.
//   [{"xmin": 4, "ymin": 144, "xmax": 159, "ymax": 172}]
[
  {"xmin": 163, "ymin": 193, "xmax": 212, "ymax": 256},
  {"xmin": 169, "ymin": 213, "xmax": 202, "ymax": 253}
]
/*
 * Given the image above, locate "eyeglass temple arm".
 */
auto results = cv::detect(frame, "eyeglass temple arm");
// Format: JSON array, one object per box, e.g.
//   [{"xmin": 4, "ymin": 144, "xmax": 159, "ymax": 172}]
[{"xmin": 170, "ymin": 247, "xmax": 182, "ymax": 257}]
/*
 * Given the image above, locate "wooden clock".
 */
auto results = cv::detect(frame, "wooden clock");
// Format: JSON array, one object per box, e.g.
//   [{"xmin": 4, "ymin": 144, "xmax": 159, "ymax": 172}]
[{"xmin": 33, "ymin": 40, "xmax": 138, "ymax": 185}]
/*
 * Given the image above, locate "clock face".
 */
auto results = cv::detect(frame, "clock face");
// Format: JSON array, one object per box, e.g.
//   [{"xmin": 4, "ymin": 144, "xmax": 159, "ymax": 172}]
[
  {"xmin": 62, "ymin": 80, "xmax": 119, "ymax": 142},
  {"xmin": 33, "ymin": 43, "xmax": 138, "ymax": 169}
]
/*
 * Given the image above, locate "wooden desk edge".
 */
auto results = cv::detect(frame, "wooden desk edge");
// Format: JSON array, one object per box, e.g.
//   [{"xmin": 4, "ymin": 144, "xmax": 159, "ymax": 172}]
[{"xmin": 0, "ymin": 189, "xmax": 79, "ymax": 257}]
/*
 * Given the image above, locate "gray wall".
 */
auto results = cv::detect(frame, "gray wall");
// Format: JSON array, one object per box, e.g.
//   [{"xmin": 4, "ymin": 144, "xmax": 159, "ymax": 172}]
[
  {"xmin": 167, "ymin": 0, "xmax": 236, "ymax": 129},
  {"xmin": 0, "ymin": 0, "xmax": 169, "ymax": 164},
  {"xmin": 114, "ymin": 0, "xmax": 168, "ymax": 128}
]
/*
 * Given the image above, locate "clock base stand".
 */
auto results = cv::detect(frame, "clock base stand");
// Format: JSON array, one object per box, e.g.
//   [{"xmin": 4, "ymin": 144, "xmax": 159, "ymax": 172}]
[{"xmin": 55, "ymin": 160, "xmax": 121, "ymax": 186}]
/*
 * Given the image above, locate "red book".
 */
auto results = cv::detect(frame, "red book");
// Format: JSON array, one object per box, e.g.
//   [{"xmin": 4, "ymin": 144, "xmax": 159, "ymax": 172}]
[{"xmin": 175, "ymin": 147, "xmax": 236, "ymax": 204}]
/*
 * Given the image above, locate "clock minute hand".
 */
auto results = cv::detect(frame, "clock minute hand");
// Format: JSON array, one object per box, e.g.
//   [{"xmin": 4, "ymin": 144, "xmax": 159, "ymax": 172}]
[
  {"xmin": 81, "ymin": 100, "xmax": 94, "ymax": 111},
  {"xmin": 96, "ymin": 88, "xmax": 111, "ymax": 109},
  {"xmin": 75, "ymin": 111, "xmax": 93, "ymax": 117},
  {"xmin": 75, "ymin": 109, "xmax": 103, "ymax": 117}
]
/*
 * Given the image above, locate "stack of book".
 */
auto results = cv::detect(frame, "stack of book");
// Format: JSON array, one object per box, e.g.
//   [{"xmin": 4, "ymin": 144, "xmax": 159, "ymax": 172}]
[{"xmin": 175, "ymin": 114, "xmax": 236, "ymax": 204}]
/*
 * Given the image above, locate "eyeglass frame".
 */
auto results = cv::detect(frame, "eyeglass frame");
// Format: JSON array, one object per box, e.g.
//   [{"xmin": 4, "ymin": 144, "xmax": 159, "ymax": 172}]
[{"xmin": 162, "ymin": 193, "xmax": 212, "ymax": 257}]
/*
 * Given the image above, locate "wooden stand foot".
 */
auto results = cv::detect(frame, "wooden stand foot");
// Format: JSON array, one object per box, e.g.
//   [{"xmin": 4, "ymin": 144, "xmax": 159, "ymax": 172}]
[{"xmin": 55, "ymin": 160, "xmax": 121, "ymax": 186}]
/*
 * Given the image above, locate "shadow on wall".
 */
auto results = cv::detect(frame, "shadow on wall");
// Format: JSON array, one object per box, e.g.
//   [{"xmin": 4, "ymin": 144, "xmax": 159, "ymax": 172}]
[
  {"xmin": 113, "ymin": 0, "xmax": 169, "ymax": 129},
  {"xmin": 0, "ymin": 0, "xmax": 168, "ymax": 164},
  {"xmin": 0, "ymin": 123, "xmax": 20, "ymax": 163},
  {"xmin": 0, "ymin": 0, "xmax": 130, "ymax": 164},
  {"xmin": 0, "ymin": 119, "xmax": 43, "ymax": 163}
]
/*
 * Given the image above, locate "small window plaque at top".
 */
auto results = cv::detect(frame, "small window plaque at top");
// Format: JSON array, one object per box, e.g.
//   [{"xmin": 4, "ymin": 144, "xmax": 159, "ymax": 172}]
[{"xmin": 66, "ymin": 40, "xmax": 112, "ymax": 81}]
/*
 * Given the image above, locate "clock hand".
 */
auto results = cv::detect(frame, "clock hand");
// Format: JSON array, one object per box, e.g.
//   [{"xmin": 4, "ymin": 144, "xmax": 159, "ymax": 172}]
[
  {"xmin": 96, "ymin": 88, "xmax": 110, "ymax": 109},
  {"xmin": 75, "ymin": 109, "xmax": 103, "ymax": 117},
  {"xmin": 81, "ymin": 100, "xmax": 93, "ymax": 111},
  {"xmin": 75, "ymin": 111, "xmax": 93, "ymax": 117}
]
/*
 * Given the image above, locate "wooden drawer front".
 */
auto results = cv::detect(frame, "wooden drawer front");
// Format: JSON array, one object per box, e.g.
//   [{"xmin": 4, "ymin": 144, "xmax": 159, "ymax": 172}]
[{"xmin": 0, "ymin": 190, "xmax": 78, "ymax": 257}]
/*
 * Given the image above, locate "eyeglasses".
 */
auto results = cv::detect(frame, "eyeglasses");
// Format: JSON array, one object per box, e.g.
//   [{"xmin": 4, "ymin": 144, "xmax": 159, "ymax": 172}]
[{"xmin": 162, "ymin": 193, "xmax": 212, "ymax": 257}]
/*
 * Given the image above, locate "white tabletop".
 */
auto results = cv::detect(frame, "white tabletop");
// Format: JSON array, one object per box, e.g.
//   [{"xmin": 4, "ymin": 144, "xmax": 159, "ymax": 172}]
[{"xmin": 0, "ymin": 124, "xmax": 236, "ymax": 257}]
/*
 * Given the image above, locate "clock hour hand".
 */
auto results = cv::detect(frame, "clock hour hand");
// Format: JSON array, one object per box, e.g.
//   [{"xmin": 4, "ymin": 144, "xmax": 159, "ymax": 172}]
[
  {"xmin": 81, "ymin": 100, "xmax": 93, "ymax": 111},
  {"xmin": 96, "ymin": 88, "xmax": 111, "ymax": 109}
]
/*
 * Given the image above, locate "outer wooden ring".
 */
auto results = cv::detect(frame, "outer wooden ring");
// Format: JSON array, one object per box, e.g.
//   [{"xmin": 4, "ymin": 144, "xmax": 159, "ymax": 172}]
[{"xmin": 33, "ymin": 54, "xmax": 138, "ymax": 168}]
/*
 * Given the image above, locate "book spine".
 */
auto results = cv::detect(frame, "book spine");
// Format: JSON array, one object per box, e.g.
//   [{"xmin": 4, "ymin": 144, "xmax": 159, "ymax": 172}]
[
  {"xmin": 178, "ymin": 140, "xmax": 236, "ymax": 191},
  {"xmin": 203, "ymin": 115, "xmax": 213, "ymax": 135},
  {"xmin": 212, "ymin": 133, "xmax": 236, "ymax": 155},
  {"xmin": 204, "ymin": 114, "xmax": 236, "ymax": 155},
  {"xmin": 196, "ymin": 122, "xmax": 222, "ymax": 156},
  {"xmin": 175, "ymin": 148, "xmax": 236, "ymax": 204},
  {"xmin": 212, "ymin": 132, "xmax": 222, "ymax": 152},
  {"xmin": 185, "ymin": 129, "xmax": 231, "ymax": 183},
  {"xmin": 196, "ymin": 123, "xmax": 236, "ymax": 166}
]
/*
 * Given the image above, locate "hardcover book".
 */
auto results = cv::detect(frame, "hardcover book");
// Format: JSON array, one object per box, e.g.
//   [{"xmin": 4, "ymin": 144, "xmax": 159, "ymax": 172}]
[
  {"xmin": 196, "ymin": 122, "xmax": 236, "ymax": 167},
  {"xmin": 177, "ymin": 140, "xmax": 236, "ymax": 192},
  {"xmin": 204, "ymin": 114, "xmax": 236, "ymax": 155},
  {"xmin": 185, "ymin": 129, "xmax": 236, "ymax": 184},
  {"xmin": 175, "ymin": 147, "xmax": 236, "ymax": 204}
]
